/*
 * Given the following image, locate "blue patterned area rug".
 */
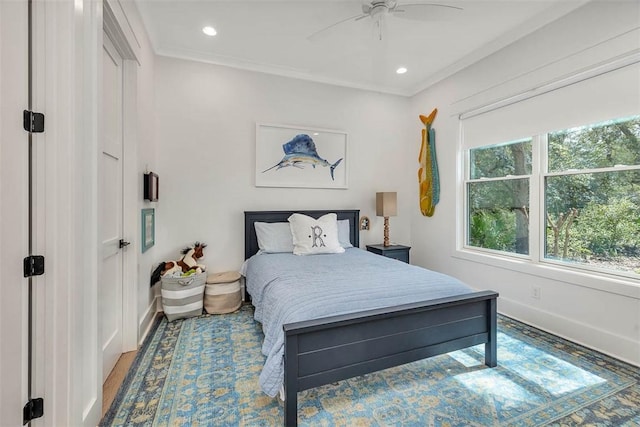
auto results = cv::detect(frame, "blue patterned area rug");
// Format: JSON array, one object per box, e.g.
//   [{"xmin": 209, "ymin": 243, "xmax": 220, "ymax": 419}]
[{"xmin": 101, "ymin": 306, "xmax": 640, "ymax": 426}]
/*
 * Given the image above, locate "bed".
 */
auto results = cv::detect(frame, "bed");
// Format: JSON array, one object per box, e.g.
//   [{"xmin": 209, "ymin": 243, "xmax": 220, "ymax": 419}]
[{"xmin": 243, "ymin": 209, "xmax": 498, "ymax": 426}]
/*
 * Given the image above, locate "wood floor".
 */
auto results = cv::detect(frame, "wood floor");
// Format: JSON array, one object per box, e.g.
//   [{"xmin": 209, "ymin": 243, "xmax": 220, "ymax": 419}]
[{"xmin": 102, "ymin": 351, "xmax": 137, "ymax": 419}]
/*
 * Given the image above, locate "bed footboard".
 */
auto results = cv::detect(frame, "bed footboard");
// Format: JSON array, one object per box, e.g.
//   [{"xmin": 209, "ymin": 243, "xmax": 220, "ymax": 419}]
[{"xmin": 283, "ymin": 290, "xmax": 498, "ymax": 426}]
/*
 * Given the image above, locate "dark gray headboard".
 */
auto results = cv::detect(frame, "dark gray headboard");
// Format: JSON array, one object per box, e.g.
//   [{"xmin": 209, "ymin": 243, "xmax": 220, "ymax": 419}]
[{"xmin": 244, "ymin": 210, "xmax": 360, "ymax": 259}]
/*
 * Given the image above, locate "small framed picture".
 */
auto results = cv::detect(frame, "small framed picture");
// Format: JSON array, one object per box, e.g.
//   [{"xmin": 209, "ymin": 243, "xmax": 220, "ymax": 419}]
[
  {"xmin": 360, "ymin": 216, "xmax": 370, "ymax": 231},
  {"xmin": 141, "ymin": 208, "xmax": 155, "ymax": 252},
  {"xmin": 144, "ymin": 172, "xmax": 159, "ymax": 201}
]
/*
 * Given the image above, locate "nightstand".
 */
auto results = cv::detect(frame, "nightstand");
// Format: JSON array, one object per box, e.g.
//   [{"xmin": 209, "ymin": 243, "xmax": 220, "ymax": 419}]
[{"xmin": 366, "ymin": 244, "xmax": 411, "ymax": 264}]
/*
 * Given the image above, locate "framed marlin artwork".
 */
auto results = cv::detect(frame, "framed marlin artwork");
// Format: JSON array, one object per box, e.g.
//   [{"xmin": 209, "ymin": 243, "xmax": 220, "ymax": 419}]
[{"xmin": 255, "ymin": 123, "xmax": 348, "ymax": 189}]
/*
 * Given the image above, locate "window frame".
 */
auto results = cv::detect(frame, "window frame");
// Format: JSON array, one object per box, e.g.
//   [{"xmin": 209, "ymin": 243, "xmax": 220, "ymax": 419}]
[
  {"xmin": 461, "ymin": 122, "xmax": 640, "ymax": 283},
  {"xmin": 463, "ymin": 138, "xmax": 536, "ymax": 260}
]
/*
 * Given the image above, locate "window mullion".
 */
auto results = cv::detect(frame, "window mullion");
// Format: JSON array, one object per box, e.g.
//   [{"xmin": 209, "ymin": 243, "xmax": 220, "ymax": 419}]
[
  {"xmin": 528, "ymin": 135, "xmax": 541, "ymax": 263},
  {"xmin": 537, "ymin": 133, "xmax": 549, "ymax": 264},
  {"xmin": 545, "ymin": 164, "xmax": 640, "ymax": 177},
  {"xmin": 459, "ymin": 118, "xmax": 472, "ymax": 253},
  {"xmin": 467, "ymin": 175, "xmax": 532, "ymax": 183}
]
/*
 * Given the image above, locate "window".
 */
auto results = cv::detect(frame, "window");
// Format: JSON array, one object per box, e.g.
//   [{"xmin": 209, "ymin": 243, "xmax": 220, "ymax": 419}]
[
  {"xmin": 544, "ymin": 117, "xmax": 640, "ymax": 275},
  {"xmin": 467, "ymin": 139, "xmax": 531, "ymax": 255},
  {"xmin": 465, "ymin": 116, "xmax": 640, "ymax": 277}
]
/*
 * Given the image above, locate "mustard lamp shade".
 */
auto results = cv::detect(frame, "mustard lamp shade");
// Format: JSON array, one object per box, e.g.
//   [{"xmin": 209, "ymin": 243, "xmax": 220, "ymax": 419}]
[{"xmin": 376, "ymin": 192, "xmax": 397, "ymax": 217}]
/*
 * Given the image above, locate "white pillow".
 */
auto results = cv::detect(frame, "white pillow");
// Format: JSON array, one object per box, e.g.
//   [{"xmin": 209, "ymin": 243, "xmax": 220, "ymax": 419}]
[
  {"xmin": 255, "ymin": 218, "xmax": 352, "ymax": 253},
  {"xmin": 254, "ymin": 222, "xmax": 294, "ymax": 253},
  {"xmin": 337, "ymin": 219, "xmax": 353, "ymax": 248},
  {"xmin": 288, "ymin": 213, "xmax": 345, "ymax": 255}
]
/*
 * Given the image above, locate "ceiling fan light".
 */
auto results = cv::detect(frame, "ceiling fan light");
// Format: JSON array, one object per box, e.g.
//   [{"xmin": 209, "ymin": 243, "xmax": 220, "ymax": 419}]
[
  {"xmin": 396, "ymin": 67, "xmax": 408, "ymax": 74},
  {"xmin": 202, "ymin": 26, "xmax": 217, "ymax": 36}
]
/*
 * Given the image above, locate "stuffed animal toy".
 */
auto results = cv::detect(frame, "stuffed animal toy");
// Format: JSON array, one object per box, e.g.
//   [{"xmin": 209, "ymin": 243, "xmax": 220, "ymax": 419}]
[{"xmin": 150, "ymin": 242, "xmax": 207, "ymax": 286}]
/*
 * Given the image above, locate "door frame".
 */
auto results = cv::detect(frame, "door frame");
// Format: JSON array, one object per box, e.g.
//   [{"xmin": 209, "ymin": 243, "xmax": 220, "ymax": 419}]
[
  {"xmin": 0, "ymin": 1, "xmax": 29, "ymax": 425},
  {"xmin": 102, "ymin": 0, "xmax": 139, "ymax": 354}
]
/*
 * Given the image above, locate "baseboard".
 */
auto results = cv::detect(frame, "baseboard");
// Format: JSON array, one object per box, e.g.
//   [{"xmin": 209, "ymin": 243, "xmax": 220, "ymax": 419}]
[
  {"xmin": 138, "ymin": 296, "xmax": 160, "ymax": 345},
  {"xmin": 499, "ymin": 296, "xmax": 640, "ymax": 367}
]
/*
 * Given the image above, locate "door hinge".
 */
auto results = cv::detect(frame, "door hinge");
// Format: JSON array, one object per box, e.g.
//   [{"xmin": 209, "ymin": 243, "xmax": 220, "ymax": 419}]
[
  {"xmin": 23, "ymin": 398, "xmax": 44, "ymax": 424},
  {"xmin": 23, "ymin": 110, "xmax": 45, "ymax": 133},
  {"xmin": 23, "ymin": 255, "xmax": 45, "ymax": 277}
]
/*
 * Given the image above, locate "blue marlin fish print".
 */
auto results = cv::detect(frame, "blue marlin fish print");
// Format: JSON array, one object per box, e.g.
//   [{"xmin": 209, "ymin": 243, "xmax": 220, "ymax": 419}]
[{"xmin": 263, "ymin": 134, "xmax": 343, "ymax": 180}]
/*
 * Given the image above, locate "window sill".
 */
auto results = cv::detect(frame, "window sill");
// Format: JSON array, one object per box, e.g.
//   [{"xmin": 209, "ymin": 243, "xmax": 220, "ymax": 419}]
[{"xmin": 453, "ymin": 248, "xmax": 640, "ymax": 299}]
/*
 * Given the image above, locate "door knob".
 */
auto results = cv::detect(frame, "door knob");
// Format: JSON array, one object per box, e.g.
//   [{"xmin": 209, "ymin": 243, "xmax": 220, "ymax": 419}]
[{"xmin": 119, "ymin": 239, "xmax": 131, "ymax": 249}]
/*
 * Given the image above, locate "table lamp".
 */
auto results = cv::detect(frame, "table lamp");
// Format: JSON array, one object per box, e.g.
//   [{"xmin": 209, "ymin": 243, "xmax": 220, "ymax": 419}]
[{"xmin": 376, "ymin": 192, "xmax": 397, "ymax": 247}]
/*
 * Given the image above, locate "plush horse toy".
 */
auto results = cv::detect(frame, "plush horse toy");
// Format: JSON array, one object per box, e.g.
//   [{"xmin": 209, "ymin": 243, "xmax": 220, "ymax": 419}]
[{"xmin": 150, "ymin": 242, "xmax": 207, "ymax": 287}]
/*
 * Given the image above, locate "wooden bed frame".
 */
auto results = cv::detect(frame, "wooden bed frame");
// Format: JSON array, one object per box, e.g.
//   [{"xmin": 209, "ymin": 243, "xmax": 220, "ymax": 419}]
[{"xmin": 244, "ymin": 209, "xmax": 499, "ymax": 427}]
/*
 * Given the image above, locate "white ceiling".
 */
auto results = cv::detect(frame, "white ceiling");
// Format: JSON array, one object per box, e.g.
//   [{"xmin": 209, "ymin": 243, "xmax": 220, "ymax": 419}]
[{"xmin": 135, "ymin": 0, "xmax": 588, "ymax": 96}]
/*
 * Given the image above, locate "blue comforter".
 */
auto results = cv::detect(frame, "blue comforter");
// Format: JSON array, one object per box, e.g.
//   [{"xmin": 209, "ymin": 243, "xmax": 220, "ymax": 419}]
[{"xmin": 244, "ymin": 248, "xmax": 473, "ymax": 397}]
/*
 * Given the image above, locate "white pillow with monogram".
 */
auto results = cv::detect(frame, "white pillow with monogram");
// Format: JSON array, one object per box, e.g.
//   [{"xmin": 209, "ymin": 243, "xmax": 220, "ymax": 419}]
[{"xmin": 288, "ymin": 213, "xmax": 345, "ymax": 255}]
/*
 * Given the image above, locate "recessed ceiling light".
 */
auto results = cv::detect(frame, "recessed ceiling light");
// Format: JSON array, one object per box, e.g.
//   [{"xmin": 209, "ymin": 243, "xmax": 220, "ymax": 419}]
[
  {"xmin": 202, "ymin": 26, "xmax": 217, "ymax": 36},
  {"xmin": 313, "ymin": 132, "xmax": 319, "ymax": 136},
  {"xmin": 396, "ymin": 67, "xmax": 408, "ymax": 74}
]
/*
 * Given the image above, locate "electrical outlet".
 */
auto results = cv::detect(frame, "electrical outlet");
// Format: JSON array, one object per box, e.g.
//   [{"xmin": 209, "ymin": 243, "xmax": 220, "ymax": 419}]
[{"xmin": 531, "ymin": 286, "xmax": 541, "ymax": 299}]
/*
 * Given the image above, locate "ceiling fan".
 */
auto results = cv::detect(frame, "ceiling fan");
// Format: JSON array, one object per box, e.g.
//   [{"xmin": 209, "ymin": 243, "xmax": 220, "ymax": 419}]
[{"xmin": 308, "ymin": 1, "xmax": 463, "ymax": 41}]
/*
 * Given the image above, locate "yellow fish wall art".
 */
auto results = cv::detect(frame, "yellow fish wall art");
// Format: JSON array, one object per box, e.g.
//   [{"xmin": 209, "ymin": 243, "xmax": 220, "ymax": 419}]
[{"xmin": 418, "ymin": 108, "xmax": 440, "ymax": 217}]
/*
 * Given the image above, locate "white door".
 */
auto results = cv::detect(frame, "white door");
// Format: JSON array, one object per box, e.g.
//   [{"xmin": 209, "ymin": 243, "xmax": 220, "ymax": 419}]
[{"xmin": 100, "ymin": 32, "xmax": 125, "ymax": 381}]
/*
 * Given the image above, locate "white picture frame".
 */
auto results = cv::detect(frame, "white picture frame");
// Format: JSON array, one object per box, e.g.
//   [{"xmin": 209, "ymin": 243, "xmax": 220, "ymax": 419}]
[{"xmin": 255, "ymin": 123, "xmax": 348, "ymax": 189}]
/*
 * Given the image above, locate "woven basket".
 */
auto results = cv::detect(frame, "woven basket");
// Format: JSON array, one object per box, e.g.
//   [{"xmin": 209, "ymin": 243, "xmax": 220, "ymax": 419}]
[
  {"xmin": 204, "ymin": 271, "xmax": 242, "ymax": 314},
  {"xmin": 161, "ymin": 271, "xmax": 206, "ymax": 321}
]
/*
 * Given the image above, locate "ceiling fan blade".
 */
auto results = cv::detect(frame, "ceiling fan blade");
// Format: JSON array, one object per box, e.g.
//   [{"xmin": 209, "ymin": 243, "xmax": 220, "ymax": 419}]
[
  {"xmin": 393, "ymin": 3, "xmax": 463, "ymax": 21},
  {"xmin": 307, "ymin": 13, "xmax": 368, "ymax": 41}
]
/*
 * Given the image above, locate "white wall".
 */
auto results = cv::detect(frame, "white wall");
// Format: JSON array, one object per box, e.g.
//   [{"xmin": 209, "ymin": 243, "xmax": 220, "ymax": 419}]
[
  {"xmin": 408, "ymin": 1, "xmax": 640, "ymax": 365},
  {"xmin": 153, "ymin": 56, "xmax": 413, "ymax": 273}
]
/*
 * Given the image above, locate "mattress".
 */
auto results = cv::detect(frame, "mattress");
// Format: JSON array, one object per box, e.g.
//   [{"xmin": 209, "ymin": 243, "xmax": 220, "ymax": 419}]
[{"xmin": 243, "ymin": 247, "xmax": 474, "ymax": 397}]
